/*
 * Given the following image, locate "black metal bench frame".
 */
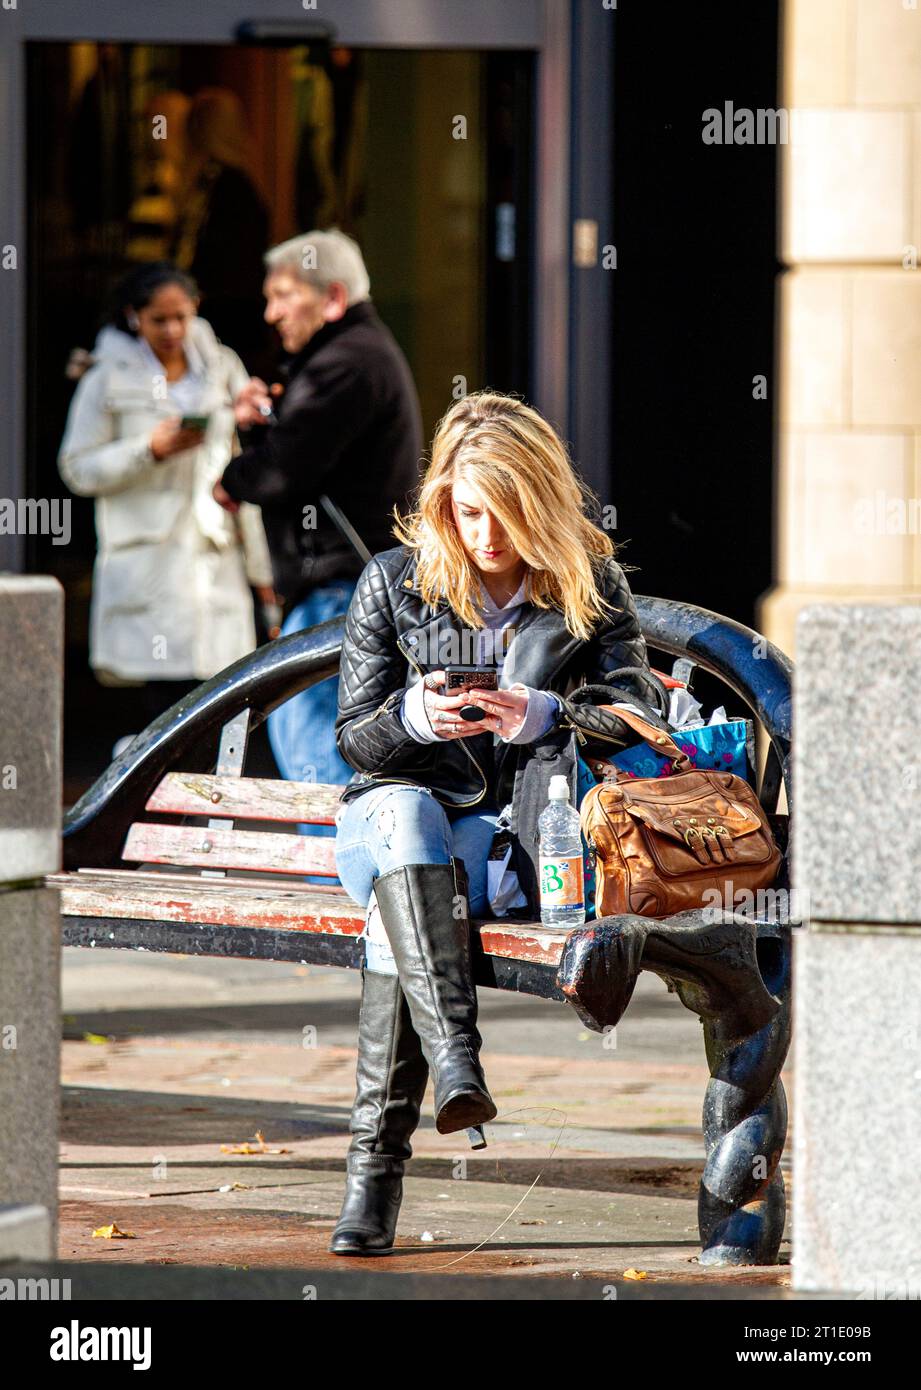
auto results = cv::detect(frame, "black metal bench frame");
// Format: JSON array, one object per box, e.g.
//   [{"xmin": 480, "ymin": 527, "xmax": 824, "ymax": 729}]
[{"xmin": 53, "ymin": 595, "xmax": 794, "ymax": 1269}]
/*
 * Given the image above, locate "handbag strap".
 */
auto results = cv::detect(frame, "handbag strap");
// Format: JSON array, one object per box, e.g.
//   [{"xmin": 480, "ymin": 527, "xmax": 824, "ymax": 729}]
[
  {"xmin": 601, "ymin": 666, "xmax": 670, "ymax": 719},
  {"xmin": 319, "ymin": 493, "xmax": 373, "ymax": 565},
  {"xmin": 597, "ymin": 705, "xmax": 692, "ymax": 770}
]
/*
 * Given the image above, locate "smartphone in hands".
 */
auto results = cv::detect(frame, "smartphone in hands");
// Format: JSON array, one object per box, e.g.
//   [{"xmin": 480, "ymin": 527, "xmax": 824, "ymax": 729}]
[{"xmin": 444, "ymin": 665, "xmax": 499, "ymax": 721}]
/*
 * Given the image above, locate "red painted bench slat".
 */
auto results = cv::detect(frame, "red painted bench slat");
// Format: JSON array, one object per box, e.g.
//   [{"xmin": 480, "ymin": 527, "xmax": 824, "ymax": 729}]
[{"xmin": 47, "ymin": 869, "xmax": 567, "ymax": 967}]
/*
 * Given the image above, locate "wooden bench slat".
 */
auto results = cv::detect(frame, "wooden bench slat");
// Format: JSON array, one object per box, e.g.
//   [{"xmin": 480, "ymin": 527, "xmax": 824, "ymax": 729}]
[
  {"xmin": 50, "ymin": 871, "xmax": 364, "ymax": 934},
  {"xmin": 146, "ymin": 773, "xmax": 346, "ymax": 824},
  {"xmin": 122, "ymin": 823, "xmax": 339, "ymax": 876},
  {"xmin": 65, "ymin": 868, "xmax": 347, "ymax": 894},
  {"xmin": 48, "ymin": 870, "xmax": 569, "ymax": 966}
]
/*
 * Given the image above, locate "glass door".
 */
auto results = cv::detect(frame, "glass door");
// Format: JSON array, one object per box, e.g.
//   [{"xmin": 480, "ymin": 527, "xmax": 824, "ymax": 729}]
[{"xmin": 26, "ymin": 38, "xmax": 534, "ymax": 789}]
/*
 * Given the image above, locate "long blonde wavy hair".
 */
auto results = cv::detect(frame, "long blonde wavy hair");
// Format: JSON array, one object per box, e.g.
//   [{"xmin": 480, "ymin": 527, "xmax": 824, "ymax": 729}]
[{"xmin": 392, "ymin": 391, "xmax": 622, "ymax": 642}]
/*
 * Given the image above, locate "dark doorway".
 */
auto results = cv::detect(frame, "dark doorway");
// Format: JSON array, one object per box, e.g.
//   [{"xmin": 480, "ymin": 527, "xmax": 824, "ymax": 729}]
[
  {"xmin": 26, "ymin": 40, "xmax": 534, "ymax": 799},
  {"xmin": 609, "ymin": 2, "xmax": 780, "ymax": 633}
]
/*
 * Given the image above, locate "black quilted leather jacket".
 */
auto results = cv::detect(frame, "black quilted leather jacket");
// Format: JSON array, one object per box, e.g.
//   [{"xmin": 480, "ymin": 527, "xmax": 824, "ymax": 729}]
[{"xmin": 335, "ymin": 543, "xmax": 651, "ymax": 915}]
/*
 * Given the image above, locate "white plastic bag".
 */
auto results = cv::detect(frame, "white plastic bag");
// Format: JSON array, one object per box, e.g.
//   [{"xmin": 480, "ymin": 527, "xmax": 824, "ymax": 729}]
[
  {"xmin": 487, "ymin": 805, "xmax": 528, "ymax": 917},
  {"xmin": 487, "ymin": 840, "xmax": 528, "ymax": 917}
]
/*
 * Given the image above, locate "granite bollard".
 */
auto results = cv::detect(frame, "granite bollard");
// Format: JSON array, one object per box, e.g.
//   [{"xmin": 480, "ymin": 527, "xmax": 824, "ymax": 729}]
[
  {"xmin": 793, "ymin": 604, "xmax": 921, "ymax": 1295},
  {"xmin": 0, "ymin": 576, "xmax": 63, "ymax": 1259}
]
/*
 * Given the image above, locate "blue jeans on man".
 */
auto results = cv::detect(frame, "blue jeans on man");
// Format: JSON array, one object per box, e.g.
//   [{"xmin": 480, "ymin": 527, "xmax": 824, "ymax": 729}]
[{"xmin": 267, "ymin": 579, "xmax": 358, "ymax": 875}]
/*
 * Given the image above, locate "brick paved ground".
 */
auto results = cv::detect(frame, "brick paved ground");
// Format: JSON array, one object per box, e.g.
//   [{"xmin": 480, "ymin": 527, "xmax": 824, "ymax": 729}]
[{"xmin": 59, "ymin": 947, "xmax": 792, "ymax": 1289}]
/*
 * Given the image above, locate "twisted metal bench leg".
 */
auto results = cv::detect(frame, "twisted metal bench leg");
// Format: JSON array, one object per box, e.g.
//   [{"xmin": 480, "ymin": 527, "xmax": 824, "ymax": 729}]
[
  {"xmin": 558, "ymin": 910, "xmax": 792, "ymax": 1268},
  {"xmin": 693, "ymin": 926, "xmax": 792, "ymax": 1266}
]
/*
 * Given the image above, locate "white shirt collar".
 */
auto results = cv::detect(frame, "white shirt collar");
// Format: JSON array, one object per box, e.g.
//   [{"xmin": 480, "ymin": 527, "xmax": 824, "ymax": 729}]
[
  {"xmin": 478, "ymin": 575, "xmax": 529, "ymax": 616},
  {"xmin": 137, "ymin": 334, "xmax": 206, "ymax": 384}
]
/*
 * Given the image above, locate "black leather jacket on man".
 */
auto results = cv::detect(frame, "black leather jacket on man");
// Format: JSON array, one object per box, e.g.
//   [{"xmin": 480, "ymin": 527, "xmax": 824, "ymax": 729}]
[
  {"xmin": 335, "ymin": 543, "xmax": 652, "ymax": 916},
  {"xmin": 219, "ymin": 300, "xmax": 422, "ymax": 611}
]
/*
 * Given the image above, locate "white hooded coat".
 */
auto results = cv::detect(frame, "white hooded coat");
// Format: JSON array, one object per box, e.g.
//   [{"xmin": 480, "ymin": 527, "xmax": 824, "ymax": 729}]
[{"xmin": 58, "ymin": 316, "xmax": 273, "ymax": 682}]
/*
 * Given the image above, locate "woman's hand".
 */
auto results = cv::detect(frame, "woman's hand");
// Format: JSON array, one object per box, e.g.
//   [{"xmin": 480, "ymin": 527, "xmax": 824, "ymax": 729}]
[
  {"xmin": 212, "ymin": 479, "xmax": 240, "ymax": 513},
  {"xmin": 150, "ymin": 416, "xmax": 205, "ymax": 461},
  {"xmin": 461, "ymin": 682, "xmax": 530, "ymax": 740},
  {"xmin": 255, "ymin": 584, "xmax": 282, "ymax": 637},
  {"xmin": 422, "ymin": 671, "xmax": 528, "ymax": 740}
]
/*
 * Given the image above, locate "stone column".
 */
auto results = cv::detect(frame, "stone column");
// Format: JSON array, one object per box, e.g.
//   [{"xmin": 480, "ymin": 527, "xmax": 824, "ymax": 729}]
[
  {"xmin": 760, "ymin": 1, "xmax": 921, "ymax": 659},
  {"xmin": 0, "ymin": 576, "xmax": 63, "ymax": 1259},
  {"xmin": 793, "ymin": 604, "xmax": 921, "ymax": 1294}
]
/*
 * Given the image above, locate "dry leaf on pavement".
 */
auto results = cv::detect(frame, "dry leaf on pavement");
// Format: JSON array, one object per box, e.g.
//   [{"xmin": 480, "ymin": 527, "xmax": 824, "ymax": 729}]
[
  {"xmin": 220, "ymin": 1129, "xmax": 290, "ymax": 1155},
  {"xmin": 92, "ymin": 1223, "xmax": 135, "ymax": 1239}
]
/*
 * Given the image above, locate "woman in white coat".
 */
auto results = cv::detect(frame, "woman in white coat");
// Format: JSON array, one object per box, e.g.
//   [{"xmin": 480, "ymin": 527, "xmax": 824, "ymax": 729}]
[{"xmin": 58, "ymin": 263, "xmax": 275, "ymax": 729}]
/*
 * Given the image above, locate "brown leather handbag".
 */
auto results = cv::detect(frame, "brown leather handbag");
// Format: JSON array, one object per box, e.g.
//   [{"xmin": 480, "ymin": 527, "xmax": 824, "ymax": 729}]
[{"xmin": 579, "ymin": 706, "xmax": 782, "ymax": 919}]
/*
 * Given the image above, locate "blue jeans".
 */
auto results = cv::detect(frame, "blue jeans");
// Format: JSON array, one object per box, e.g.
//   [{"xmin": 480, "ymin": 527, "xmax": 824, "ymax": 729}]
[
  {"xmin": 268, "ymin": 580, "xmax": 358, "ymax": 874},
  {"xmin": 334, "ymin": 784, "xmax": 499, "ymax": 975}
]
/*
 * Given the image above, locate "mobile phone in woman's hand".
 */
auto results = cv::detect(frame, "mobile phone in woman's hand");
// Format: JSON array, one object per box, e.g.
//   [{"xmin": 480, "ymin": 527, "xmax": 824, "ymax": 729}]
[
  {"xmin": 422, "ymin": 668, "xmax": 496, "ymax": 738},
  {"xmin": 444, "ymin": 666, "xmax": 499, "ymax": 720}
]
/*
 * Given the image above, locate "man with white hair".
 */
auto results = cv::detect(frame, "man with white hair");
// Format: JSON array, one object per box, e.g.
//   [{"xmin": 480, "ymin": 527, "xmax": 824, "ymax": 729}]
[{"xmin": 213, "ymin": 229, "xmax": 422, "ymax": 795}]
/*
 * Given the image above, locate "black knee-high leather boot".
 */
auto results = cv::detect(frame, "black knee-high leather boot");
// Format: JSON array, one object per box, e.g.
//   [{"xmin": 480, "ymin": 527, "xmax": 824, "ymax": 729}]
[
  {"xmin": 371, "ymin": 858, "xmax": 497, "ymax": 1135},
  {"xmin": 329, "ymin": 965, "xmax": 429, "ymax": 1256}
]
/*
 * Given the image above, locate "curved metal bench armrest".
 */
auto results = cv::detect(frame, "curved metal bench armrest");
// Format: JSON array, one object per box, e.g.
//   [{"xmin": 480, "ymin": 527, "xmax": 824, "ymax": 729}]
[
  {"xmin": 62, "ymin": 617, "xmax": 346, "ymax": 868},
  {"xmin": 634, "ymin": 594, "xmax": 792, "ymax": 809}
]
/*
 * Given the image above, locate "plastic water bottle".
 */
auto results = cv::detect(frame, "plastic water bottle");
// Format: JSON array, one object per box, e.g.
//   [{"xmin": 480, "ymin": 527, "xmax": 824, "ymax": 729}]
[{"xmin": 538, "ymin": 774, "xmax": 585, "ymax": 929}]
